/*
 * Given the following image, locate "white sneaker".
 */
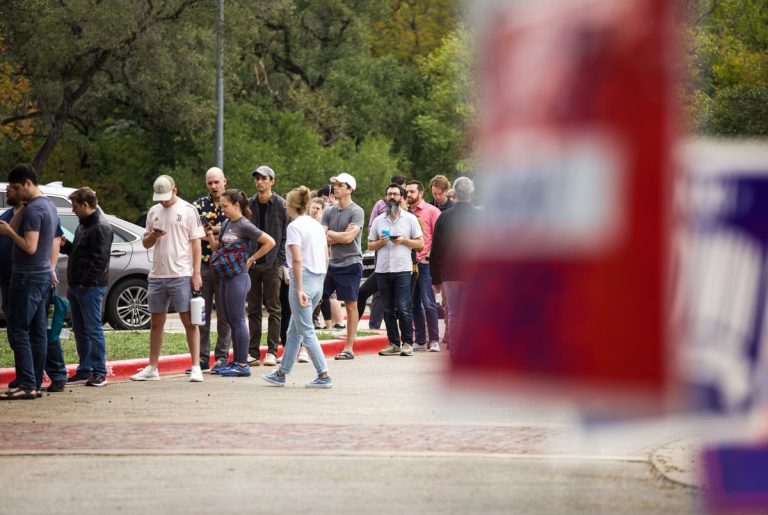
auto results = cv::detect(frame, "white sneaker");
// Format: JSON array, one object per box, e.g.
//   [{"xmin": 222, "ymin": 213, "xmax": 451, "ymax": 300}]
[
  {"xmin": 189, "ymin": 366, "xmax": 203, "ymax": 382},
  {"xmin": 412, "ymin": 343, "xmax": 428, "ymax": 352},
  {"xmin": 130, "ymin": 366, "xmax": 160, "ymax": 381},
  {"xmin": 429, "ymin": 341, "xmax": 441, "ymax": 352},
  {"xmin": 247, "ymin": 354, "xmax": 260, "ymax": 365},
  {"xmin": 298, "ymin": 349, "xmax": 310, "ymax": 363},
  {"xmin": 262, "ymin": 353, "xmax": 277, "ymax": 366}
]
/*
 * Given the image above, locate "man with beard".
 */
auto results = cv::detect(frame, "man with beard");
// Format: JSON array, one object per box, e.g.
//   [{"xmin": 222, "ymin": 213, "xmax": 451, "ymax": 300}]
[
  {"xmin": 0, "ymin": 164, "xmax": 60, "ymax": 399},
  {"xmin": 368, "ymin": 184, "xmax": 423, "ymax": 357},
  {"xmin": 192, "ymin": 167, "xmax": 232, "ymax": 373}
]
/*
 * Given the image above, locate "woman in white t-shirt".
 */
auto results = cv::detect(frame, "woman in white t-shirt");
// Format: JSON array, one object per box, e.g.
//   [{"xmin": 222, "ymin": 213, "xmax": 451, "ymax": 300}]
[
  {"xmin": 207, "ymin": 189, "xmax": 275, "ymax": 377},
  {"xmin": 263, "ymin": 186, "xmax": 332, "ymax": 388}
]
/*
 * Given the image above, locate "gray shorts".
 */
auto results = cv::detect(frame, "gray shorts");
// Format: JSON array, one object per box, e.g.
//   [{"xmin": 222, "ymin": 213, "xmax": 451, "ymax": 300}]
[{"xmin": 148, "ymin": 277, "xmax": 193, "ymax": 314}]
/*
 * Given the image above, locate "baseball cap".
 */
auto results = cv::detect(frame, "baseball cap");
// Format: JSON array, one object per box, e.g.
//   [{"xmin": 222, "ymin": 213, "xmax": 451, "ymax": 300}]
[
  {"xmin": 330, "ymin": 172, "xmax": 356, "ymax": 191},
  {"xmin": 251, "ymin": 165, "xmax": 275, "ymax": 179},
  {"xmin": 152, "ymin": 175, "xmax": 175, "ymax": 201}
]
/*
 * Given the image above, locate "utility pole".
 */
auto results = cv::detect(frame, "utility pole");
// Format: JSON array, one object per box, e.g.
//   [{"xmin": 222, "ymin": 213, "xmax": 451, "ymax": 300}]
[{"xmin": 214, "ymin": 0, "xmax": 224, "ymax": 169}]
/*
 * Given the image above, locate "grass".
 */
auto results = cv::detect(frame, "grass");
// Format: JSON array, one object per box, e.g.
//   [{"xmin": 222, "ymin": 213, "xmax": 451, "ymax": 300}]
[{"xmin": 0, "ymin": 329, "xmax": 377, "ymax": 368}]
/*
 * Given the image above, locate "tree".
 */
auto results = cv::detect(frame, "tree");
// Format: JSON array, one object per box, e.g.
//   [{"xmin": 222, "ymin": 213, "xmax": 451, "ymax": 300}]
[{"xmin": 0, "ymin": 0, "xmax": 210, "ymax": 177}]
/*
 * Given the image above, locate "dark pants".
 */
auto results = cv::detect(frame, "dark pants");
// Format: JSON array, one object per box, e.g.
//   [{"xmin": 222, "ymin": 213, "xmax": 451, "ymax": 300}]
[
  {"xmin": 7, "ymin": 271, "xmax": 51, "ymax": 390},
  {"xmin": 377, "ymin": 271, "xmax": 414, "ymax": 346},
  {"xmin": 247, "ymin": 262, "xmax": 282, "ymax": 357},
  {"xmin": 280, "ymin": 277, "xmax": 290, "ymax": 345},
  {"xmin": 200, "ymin": 262, "xmax": 232, "ymax": 365},
  {"xmin": 68, "ymin": 285, "xmax": 107, "ymax": 377},
  {"xmin": 219, "ymin": 271, "xmax": 252, "ymax": 364},
  {"xmin": 357, "ymin": 273, "xmax": 383, "ymax": 329},
  {"xmin": 412, "ymin": 262, "xmax": 440, "ymax": 344}
]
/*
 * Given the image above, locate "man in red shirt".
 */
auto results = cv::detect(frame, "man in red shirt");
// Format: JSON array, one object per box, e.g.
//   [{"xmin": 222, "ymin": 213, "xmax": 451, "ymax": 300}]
[{"xmin": 405, "ymin": 180, "xmax": 442, "ymax": 352}]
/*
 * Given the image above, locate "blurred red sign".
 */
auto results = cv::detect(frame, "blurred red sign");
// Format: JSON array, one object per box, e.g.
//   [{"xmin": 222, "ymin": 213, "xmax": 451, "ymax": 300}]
[{"xmin": 458, "ymin": 0, "xmax": 677, "ymax": 405}]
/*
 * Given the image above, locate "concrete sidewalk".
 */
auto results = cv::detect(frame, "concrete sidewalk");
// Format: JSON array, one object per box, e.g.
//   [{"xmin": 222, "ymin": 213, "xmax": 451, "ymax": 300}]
[{"xmin": 0, "ymin": 352, "xmax": 698, "ymax": 514}]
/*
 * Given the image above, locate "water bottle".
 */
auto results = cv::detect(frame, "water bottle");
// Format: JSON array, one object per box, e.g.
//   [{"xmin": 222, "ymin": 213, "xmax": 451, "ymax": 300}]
[{"xmin": 190, "ymin": 291, "xmax": 206, "ymax": 326}]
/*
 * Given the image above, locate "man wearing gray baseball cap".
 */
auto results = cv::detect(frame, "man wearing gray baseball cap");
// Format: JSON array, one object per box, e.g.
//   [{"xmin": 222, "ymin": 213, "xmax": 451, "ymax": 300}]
[{"xmin": 246, "ymin": 165, "xmax": 287, "ymax": 366}]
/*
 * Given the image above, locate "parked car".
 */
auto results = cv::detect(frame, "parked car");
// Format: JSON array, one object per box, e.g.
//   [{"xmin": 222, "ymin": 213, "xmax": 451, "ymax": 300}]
[
  {"xmin": 0, "ymin": 182, "xmax": 154, "ymax": 330},
  {"xmin": 0, "ymin": 181, "xmax": 81, "ymax": 209}
]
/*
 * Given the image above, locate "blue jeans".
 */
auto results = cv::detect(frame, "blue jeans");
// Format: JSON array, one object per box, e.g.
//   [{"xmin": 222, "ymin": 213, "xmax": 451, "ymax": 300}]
[
  {"xmin": 280, "ymin": 270, "xmax": 328, "ymax": 375},
  {"xmin": 377, "ymin": 272, "xmax": 414, "ymax": 345},
  {"xmin": 412, "ymin": 263, "xmax": 440, "ymax": 344},
  {"xmin": 68, "ymin": 285, "xmax": 108, "ymax": 377},
  {"xmin": 7, "ymin": 271, "xmax": 52, "ymax": 390}
]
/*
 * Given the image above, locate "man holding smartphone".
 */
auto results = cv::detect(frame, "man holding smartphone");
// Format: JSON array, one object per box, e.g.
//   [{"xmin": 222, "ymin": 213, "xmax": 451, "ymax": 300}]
[
  {"xmin": 130, "ymin": 175, "xmax": 206, "ymax": 383},
  {"xmin": 192, "ymin": 167, "xmax": 232, "ymax": 373},
  {"xmin": 368, "ymin": 183, "xmax": 423, "ymax": 357}
]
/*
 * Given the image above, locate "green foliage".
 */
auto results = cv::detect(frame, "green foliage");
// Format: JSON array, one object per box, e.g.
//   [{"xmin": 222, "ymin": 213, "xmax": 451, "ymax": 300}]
[
  {"xmin": 411, "ymin": 26, "xmax": 474, "ymax": 182},
  {"xmin": 0, "ymin": 0, "xmax": 468, "ymax": 219},
  {"xmin": 685, "ymin": 0, "xmax": 768, "ymax": 135}
]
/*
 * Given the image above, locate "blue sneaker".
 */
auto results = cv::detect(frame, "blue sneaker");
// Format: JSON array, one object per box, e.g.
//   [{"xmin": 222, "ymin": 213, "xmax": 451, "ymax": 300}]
[
  {"xmin": 210, "ymin": 359, "xmax": 229, "ymax": 375},
  {"xmin": 305, "ymin": 376, "xmax": 333, "ymax": 389},
  {"xmin": 217, "ymin": 363, "xmax": 251, "ymax": 377},
  {"xmin": 262, "ymin": 370, "xmax": 286, "ymax": 387}
]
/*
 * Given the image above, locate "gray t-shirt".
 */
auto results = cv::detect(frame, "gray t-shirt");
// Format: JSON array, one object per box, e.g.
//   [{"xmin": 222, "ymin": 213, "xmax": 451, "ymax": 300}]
[
  {"xmin": 12, "ymin": 195, "xmax": 58, "ymax": 274},
  {"xmin": 321, "ymin": 201, "xmax": 364, "ymax": 267},
  {"xmin": 219, "ymin": 217, "xmax": 263, "ymax": 247}
]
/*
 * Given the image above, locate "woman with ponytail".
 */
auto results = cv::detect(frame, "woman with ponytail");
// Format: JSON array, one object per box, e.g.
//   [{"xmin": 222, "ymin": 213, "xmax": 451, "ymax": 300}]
[
  {"xmin": 263, "ymin": 186, "xmax": 332, "ymax": 388},
  {"xmin": 208, "ymin": 189, "xmax": 275, "ymax": 377}
]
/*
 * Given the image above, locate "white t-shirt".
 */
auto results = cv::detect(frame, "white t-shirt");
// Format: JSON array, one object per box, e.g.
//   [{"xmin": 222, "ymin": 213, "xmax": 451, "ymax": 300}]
[
  {"xmin": 369, "ymin": 211, "xmax": 422, "ymax": 273},
  {"xmin": 146, "ymin": 198, "xmax": 206, "ymax": 278},
  {"xmin": 285, "ymin": 215, "xmax": 327, "ymax": 274}
]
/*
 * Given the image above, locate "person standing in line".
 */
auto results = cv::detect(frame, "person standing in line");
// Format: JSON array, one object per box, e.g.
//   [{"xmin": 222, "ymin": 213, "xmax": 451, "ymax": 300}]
[
  {"xmin": 130, "ymin": 175, "xmax": 206, "ymax": 383},
  {"xmin": 430, "ymin": 177, "xmax": 478, "ymax": 358},
  {"xmin": 405, "ymin": 179, "xmax": 442, "ymax": 352},
  {"xmin": 357, "ymin": 175, "xmax": 406, "ymax": 331},
  {"xmin": 369, "ymin": 184, "xmax": 423, "ymax": 357},
  {"xmin": 208, "ymin": 189, "xmax": 275, "ymax": 377},
  {"xmin": 2, "ymin": 181, "xmax": 69, "ymax": 393},
  {"xmin": 322, "ymin": 172, "xmax": 365, "ymax": 361},
  {"xmin": 263, "ymin": 186, "xmax": 332, "ymax": 388},
  {"xmin": 246, "ymin": 165, "xmax": 287, "ymax": 367},
  {"xmin": 428, "ymin": 175, "xmax": 455, "ymax": 212},
  {"xmin": 62, "ymin": 187, "xmax": 113, "ymax": 387},
  {"xmin": 0, "ymin": 164, "xmax": 59, "ymax": 400},
  {"xmin": 192, "ymin": 167, "xmax": 232, "ymax": 374}
]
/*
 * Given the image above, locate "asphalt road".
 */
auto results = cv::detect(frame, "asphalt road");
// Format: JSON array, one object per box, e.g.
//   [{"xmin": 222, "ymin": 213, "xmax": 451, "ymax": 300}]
[{"xmin": 0, "ymin": 351, "xmax": 699, "ymax": 514}]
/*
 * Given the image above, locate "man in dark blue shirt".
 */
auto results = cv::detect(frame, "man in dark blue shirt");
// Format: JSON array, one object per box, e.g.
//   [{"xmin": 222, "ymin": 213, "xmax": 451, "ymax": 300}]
[{"xmin": 0, "ymin": 164, "xmax": 60, "ymax": 400}]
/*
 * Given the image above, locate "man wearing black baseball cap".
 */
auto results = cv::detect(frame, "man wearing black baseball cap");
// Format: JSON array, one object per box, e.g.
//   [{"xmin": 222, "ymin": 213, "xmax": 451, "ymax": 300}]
[{"xmin": 246, "ymin": 165, "xmax": 287, "ymax": 366}]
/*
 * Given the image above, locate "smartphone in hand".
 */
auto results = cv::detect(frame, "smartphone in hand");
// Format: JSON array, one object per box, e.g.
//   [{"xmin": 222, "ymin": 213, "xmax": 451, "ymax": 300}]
[{"xmin": 199, "ymin": 215, "xmax": 213, "ymax": 230}]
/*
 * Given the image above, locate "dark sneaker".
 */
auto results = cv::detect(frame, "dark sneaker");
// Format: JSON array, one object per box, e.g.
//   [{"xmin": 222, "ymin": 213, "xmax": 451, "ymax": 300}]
[
  {"xmin": 210, "ymin": 358, "xmax": 228, "ymax": 375},
  {"xmin": 305, "ymin": 376, "xmax": 333, "ymax": 389},
  {"xmin": 262, "ymin": 370, "xmax": 286, "ymax": 387},
  {"xmin": 85, "ymin": 375, "xmax": 107, "ymax": 387},
  {"xmin": 47, "ymin": 380, "xmax": 67, "ymax": 392},
  {"xmin": 67, "ymin": 372, "xmax": 91, "ymax": 384},
  {"xmin": 218, "ymin": 364, "xmax": 251, "ymax": 377}
]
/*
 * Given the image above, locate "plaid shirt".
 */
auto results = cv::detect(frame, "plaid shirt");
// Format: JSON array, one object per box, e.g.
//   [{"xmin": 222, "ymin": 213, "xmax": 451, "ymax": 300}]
[{"xmin": 193, "ymin": 195, "xmax": 227, "ymax": 262}]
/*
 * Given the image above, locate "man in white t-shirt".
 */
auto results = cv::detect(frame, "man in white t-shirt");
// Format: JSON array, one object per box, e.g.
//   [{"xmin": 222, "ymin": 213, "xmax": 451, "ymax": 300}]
[
  {"xmin": 130, "ymin": 175, "xmax": 207, "ymax": 383},
  {"xmin": 368, "ymin": 183, "xmax": 423, "ymax": 357}
]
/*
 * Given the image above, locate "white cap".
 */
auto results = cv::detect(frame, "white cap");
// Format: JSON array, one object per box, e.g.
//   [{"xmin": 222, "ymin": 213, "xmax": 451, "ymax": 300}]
[
  {"xmin": 330, "ymin": 172, "xmax": 356, "ymax": 191},
  {"xmin": 153, "ymin": 175, "xmax": 175, "ymax": 201}
]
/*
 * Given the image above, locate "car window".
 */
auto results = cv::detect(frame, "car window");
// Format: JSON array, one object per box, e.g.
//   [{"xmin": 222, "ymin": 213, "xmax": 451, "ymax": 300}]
[
  {"xmin": 48, "ymin": 196, "xmax": 72, "ymax": 207},
  {"xmin": 59, "ymin": 214, "xmax": 131, "ymax": 244},
  {"xmin": 59, "ymin": 214, "xmax": 78, "ymax": 241}
]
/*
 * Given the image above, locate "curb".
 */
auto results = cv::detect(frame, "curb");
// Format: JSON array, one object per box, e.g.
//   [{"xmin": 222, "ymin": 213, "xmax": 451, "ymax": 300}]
[
  {"xmin": 0, "ymin": 334, "xmax": 388, "ymax": 387},
  {"xmin": 650, "ymin": 438, "xmax": 702, "ymax": 488}
]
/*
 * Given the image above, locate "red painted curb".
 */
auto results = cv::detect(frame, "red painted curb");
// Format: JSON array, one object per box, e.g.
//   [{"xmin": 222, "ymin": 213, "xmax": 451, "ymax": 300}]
[{"xmin": 0, "ymin": 334, "xmax": 388, "ymax": 387}]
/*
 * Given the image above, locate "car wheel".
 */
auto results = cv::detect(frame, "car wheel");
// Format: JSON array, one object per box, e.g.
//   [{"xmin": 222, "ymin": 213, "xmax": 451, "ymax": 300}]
[{"xmin": 106, "ymin": 277, "xmax": 151, "ymax": 330}]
